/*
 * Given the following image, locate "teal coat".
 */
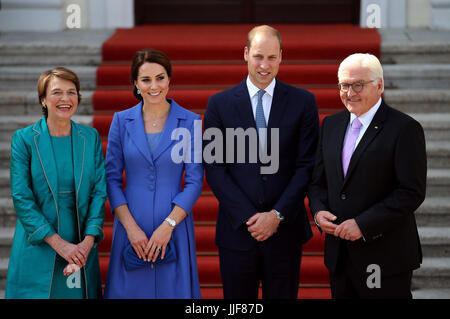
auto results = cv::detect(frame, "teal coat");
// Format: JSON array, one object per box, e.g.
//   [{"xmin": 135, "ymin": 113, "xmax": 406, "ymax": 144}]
[{"xmin": 6, "ymin": 118, "xmax": 107, "ymax": 299}]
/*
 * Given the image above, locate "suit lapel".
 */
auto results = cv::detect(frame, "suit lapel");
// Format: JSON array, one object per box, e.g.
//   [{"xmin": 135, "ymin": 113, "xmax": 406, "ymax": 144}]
[
  {"xmin": 233, "ymin": 80, "xmax": 256, "ymax": 129},
  {"xmin": 333, "ymin": 111, "xmax": 350, "ymax": 182},
  {"xmin": 267, "ymin": 79, "xmax": 288, "ymax": 129},
  {"xmin": 71, "ymin": 121, "xmax": 85, "ymax": 198},
  {"xmin": 125, "ymin": 102, "xmax": 154, "ymax": 166},
  {"xmin": 32, "ymin": 118, "xmax": 58, "ymax": 203},
  {"xmin": 343, "ymin": 101, "xmax": 388, "ymax": 186},
  {"xmin": 152, "ymin": 99, "xmax": 187, "ymax": 161},
  {"xmin": 266, "ymin": 79, "xmax": 288, "ymax": 153}
]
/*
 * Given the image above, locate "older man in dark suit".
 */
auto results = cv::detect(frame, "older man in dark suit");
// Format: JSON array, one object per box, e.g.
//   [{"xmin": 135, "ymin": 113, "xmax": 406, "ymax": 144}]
[
  {"xmin": 204, "ymin": 25, "xmax": 319, "ymax": 299},
  {"xmin": 308, "ymin": 53, "xmax": 427, "ymax": 298}
]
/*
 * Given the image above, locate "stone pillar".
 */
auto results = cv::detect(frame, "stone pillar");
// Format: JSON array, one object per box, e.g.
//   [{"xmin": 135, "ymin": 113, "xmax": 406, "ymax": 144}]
[{"xmin": 431, "ymin": 0, "xmax": 450, "ymax": 29}]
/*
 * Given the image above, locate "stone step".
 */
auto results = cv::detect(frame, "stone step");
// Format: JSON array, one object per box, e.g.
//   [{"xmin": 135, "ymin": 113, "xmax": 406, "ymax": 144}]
[
  {"xmin": 0, "ymin": 66, "xmax": 97, "ymax": 90},
  {"xmin": 412, "ymin": 257, "xmax": 450, "ymax": 289},
  {"xmin": 426, "ymin": 141, "xmax": 450, "ymax": 169},
  {"xmin": 0, "ymin": 90, "xmax": 93, "ymax": 116},
  {"xmin": 0, "ymin": 198, "xmax": 15, "ymax": 228},
  {"xmin": 412, "ymin": 288, "xmax": 450, "ymax": 299},
  {"xmin": 419, "ymin": 227, "xmax": 450, "ymax": 257},
  {"xmin": 0, "ymin": 170, "xmax": 10, "ymax": 198},
  {"xmin": 384, "ymin": 89, "xmax": 450, "ymax": 114},
  {"xmin": 0, "ymin": 30, "xmax": 113, "ymax": 66},
  {"xmin": 416, "ymin": 197, "xmax": 450, "ymax": 227},
  {"xmin": 409, "ymin": 113, "xmax": 450, "ymax": 141},
  {"xmin": 426, "ymin": 168, "xmax": 450, "ymax": 197},
  {"xmin": 0, "ymin": 258, "xmax": 8, "ymax": 294},
  {"xmin": 380, "ymin": 29, "xmax": 450, "ymax": 64},
  {"xmin": 0, "ymin": 227, "xmax": 13, "ymax": 259},
  {"xmin": 0, "ymin": 115, "xmax": 92, "ymax": 142},
  {"xmin": 0, "ymin": 142, "xmax": 10, "ymax": 169},
  {"xmin": 383, "ymin": 64, "xmax": 450, "ymax": 90}
]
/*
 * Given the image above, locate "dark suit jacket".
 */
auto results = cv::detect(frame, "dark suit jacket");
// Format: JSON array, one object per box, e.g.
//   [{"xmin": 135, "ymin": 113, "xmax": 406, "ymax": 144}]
[
  {"xmin": 308, "ymin": 100, "xmax": 426, "ymax": 276},
  {"xmin": 204, "ymin": 79, "xmax": 319, "ymax": 251}
]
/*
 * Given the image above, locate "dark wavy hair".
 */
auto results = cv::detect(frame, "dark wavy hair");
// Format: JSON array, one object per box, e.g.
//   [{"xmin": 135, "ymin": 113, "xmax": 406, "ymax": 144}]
[{"xmin": 130, "ymin": 48, "xmax": 172, "ymax": 101}]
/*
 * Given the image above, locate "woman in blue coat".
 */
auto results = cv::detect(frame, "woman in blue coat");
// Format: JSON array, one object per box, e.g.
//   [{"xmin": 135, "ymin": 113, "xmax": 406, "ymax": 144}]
[
  {"xmin": 6, "ymin": 67, "xmax": 106, "ymax": 298},
  {"xmin": 104, "ymin": 49, "xmax": 203, "ymax": 298}
]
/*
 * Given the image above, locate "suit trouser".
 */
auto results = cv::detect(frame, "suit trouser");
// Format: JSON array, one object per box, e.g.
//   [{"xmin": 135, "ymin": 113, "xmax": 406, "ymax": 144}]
[
  {"xmin": 329, "ymin": 242, "xmax": 413, "ymax": 299},
  {"xmin": 218, "ymin": 241, "xmax": 302, "ymax": 299}
]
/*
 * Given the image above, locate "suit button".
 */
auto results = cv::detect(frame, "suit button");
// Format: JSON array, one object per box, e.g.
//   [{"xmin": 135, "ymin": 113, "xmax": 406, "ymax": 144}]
[
  {"xmin": 258, "ymin": 200, "xmax": 264, "ymax": 205},
  {"xmin": 341, "ymin": 194, "xmax": 347, "ymax": 200},
  {"xmin": 262, "ymin": 176, "xmax": 268, "ymax": 181}
]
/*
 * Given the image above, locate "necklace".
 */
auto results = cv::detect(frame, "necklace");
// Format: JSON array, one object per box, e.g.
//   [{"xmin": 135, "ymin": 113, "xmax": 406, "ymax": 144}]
[{"xmin": 143, "ymin": 105, "xmax": 170, "ymax": 129}]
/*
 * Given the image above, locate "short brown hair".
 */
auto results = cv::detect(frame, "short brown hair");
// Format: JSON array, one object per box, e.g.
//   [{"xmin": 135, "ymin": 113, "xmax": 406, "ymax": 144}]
[
  {"xmin": 130, "ymin": 48, "xmax": 172, "ymax": 101},
  {"xmin": 37, "ymin": 67, "xmax": 81, "ymax": 117},
  {"xmin": 247, "ymin": 25, "xmax": 282, "ymax": 51}
]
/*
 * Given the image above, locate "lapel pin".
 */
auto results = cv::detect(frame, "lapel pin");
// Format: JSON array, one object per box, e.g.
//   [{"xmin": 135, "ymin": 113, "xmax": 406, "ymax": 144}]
[{"xmin": 374, "ymin": 126, "xmax": 379, "ymax": 129}]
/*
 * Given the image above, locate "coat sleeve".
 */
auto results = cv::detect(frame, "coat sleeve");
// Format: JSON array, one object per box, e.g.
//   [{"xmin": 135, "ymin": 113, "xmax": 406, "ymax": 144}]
[
  {"xmin": 105, "ymin": 112, "xmax": 128, "ymax": 212},
  {"xmin": 354, "ymin": 119, "xmax": 427, "ymax": 242},
  {"xmin": 84, "ymin": 129, "xmax": 107, "ymax": 243},
  {"xmin": 272, "ymin": 92, "xmax": 320, "ymax": 222},
  {"xmin": 203, "ymin": 95, "xmax": 258, "ymax": 230},
  {"xmin": 171, "ymin": 115, "xmax": 204, "ymax": 214},
  {"xmin": 10, "ymin": 130, "xmax": 56, "ymax": 245},
  {"xmin": 307, "ymin": 115, "xmax": 331, "ymax": 231}
]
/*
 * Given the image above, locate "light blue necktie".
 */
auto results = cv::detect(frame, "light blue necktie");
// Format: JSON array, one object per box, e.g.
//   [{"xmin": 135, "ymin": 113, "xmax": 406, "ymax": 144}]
[{"xmin": 255, "ymin": 90, "xmax": 266, "ymax": 148}]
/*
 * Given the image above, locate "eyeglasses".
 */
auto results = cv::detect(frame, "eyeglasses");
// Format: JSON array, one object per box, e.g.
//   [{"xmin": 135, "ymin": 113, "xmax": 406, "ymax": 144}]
[{"xmin": 337, "ymin": 80, "xmax": 375, "ymax": 93}]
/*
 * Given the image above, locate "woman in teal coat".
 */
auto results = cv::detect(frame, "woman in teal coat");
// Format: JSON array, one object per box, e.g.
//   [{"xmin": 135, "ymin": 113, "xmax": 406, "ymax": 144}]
[{"xmin": 6, "ymin": 67, "xmax": 106, "ymax": 299}]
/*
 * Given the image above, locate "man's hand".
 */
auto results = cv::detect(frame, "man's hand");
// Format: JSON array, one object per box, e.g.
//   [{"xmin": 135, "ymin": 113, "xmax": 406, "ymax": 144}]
[
  {"xmin": 334, "ymin": 218, "xmax": 363, "ymax": 241},
  {"xmin": 315, "ymin": 210, "xmax": 338, "ymax": 234},
  {"xmin": 246, "ymin": 210, "xmax": 280, "ymax": 242}
]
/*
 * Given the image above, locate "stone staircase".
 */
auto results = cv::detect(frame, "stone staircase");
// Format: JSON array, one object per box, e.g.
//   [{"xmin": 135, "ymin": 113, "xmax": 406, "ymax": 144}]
[
  {"xmin": 0, "ymin": 28, "xmax": 449, "ymax": 299},
  {"xmin": 380, "ymin": 28, "xmax": 450, "ymax": 299}
]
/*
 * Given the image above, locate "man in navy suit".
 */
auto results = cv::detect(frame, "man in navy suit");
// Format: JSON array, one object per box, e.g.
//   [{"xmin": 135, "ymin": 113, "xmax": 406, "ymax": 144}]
[{"xmin": 204, "ymin": 25, "xmax": 320, "ymax": 299}]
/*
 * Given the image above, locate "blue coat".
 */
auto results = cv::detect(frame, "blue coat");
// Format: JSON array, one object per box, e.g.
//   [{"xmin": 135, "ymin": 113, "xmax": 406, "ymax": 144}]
[
  {"xmin": 104, "ymin": 99, "xmax": 203, "ymax": 299},
  {"xmin": 6, "ymin": 118, "xmax": 106, "ymax": 299}
]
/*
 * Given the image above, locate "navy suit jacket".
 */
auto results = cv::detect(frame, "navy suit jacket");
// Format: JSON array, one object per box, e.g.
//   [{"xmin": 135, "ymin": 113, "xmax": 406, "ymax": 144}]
[{"xmin": 204, "ymin": 79, "xmax": 320, "ymax": 251}]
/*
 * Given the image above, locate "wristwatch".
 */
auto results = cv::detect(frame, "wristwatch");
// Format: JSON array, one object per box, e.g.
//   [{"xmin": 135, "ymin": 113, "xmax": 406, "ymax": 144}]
[
  {"xmin": 274, "ymin": 210, "xmax": 285, "ymax": 221},
  {"xmin": 165, "ymin": 217, "xmax": 177, "ymax": 227}
]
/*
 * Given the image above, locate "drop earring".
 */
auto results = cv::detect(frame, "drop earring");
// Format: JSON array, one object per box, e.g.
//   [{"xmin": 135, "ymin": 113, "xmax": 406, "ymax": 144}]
[{"xmin": 137, "ymin": 88, "xmax": 141, "ymax": 95}]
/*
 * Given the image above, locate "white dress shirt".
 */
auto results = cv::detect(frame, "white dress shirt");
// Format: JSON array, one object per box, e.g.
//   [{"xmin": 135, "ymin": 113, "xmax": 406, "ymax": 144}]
[
  {"xmin": 343, "ymin": 97, "xmax": 382, "ymax": 152},
  {"xmin": 246, "ymin": 76, "xmax": 276, "ymax": 126}
]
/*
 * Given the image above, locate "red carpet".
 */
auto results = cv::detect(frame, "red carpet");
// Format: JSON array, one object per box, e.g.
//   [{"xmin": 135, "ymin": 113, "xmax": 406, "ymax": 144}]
[{"xmin": 95, "ymin": 24, "xmax": 380, "ymax": 299}]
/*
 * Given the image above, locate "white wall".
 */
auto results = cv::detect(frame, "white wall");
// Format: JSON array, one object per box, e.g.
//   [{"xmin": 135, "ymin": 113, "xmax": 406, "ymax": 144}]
[
  {"xmin": 0, "ymin": 0, "xmax": 133, "ymax": 31},
  {"xmin": 0, "ymin": 0, "xmax": 448, "ymax": 32},
  {"xmin": 0, "ymin": 0, "xmax": 64, "ymax": 31},
  {"xmin": 360, "ymin": 0, "xmax": 449, "ymax": 29}
]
